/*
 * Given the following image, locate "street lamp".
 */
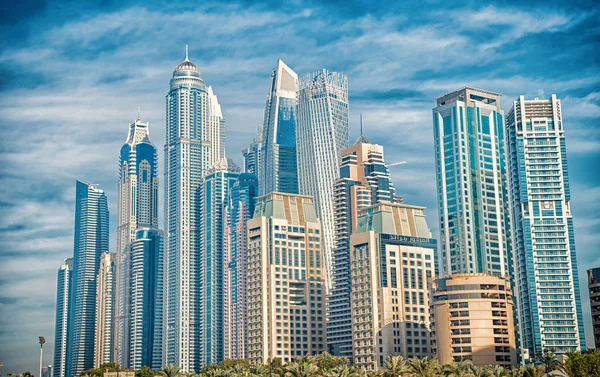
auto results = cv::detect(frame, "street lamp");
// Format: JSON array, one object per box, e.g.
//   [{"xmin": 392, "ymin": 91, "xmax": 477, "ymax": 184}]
[{"xmin": 39, "ymin": 336, "xmax": 46, "ymax": 377}]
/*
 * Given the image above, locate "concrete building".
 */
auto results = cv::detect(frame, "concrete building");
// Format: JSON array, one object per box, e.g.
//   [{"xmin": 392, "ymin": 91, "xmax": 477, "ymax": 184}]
[
  {"xmin": 297, "ymin": 69, "xmax": 349, "ymax": 290},
  {"xmin": 242, "ymin": 126, "xmax": 262, "ymax": 175},
  {"xmin": 328, "ymin": 136, "xmax": 397, "ymax": 359},
  {"xmin": 53, "ymin": 258, "xmax": 72, "ymax": 377},
  {"xmin": 507, "ymin": 95, "xmax": 585, "ymax": 356},
  {"xmin": 95, "ymin": 252, "xmax": 116, "ymax": 367},
  {"xmin": 588, "ymin": 267, "xmax": 600, "ymax": 349},
  {"xmin": 350, "ymin": 202, "xmax": 436, "ymax": 370},
  {"xmin": 430, "ymin": 274, "xmax": 517, "ymax": 367},
  {"xmin": 246, "ymin": 193, "xmax": 327, "ymax": 364},
  {"xmin": 432, "ymin": 87, "xmax": 512, "ymax": 277}
]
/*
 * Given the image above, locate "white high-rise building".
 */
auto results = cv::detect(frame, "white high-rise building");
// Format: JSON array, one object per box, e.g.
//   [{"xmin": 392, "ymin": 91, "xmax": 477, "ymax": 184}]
[
  {"xmin": 296, "ymin": 69, "xmax": 349, "ymax": 289},
  {"xmin": 53, "ymin": 258, "xmax": 72, "ymax": 377},
  {"xmin": 506, "ymin": 95, "xmax": 585, "ymax": 357},
  {"xmin": 164, "ymin": 46, "xmax": 224, "ymax": 371},
  {"xmin": 94, "ymin": 252, "xmax": 116, "ymax": 367}
]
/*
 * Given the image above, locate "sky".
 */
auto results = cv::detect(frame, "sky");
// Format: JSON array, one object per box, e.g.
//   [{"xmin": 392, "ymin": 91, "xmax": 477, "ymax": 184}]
[{"xmin": 0, "ymin": 0, "xmax": 599, "ymax": 373}]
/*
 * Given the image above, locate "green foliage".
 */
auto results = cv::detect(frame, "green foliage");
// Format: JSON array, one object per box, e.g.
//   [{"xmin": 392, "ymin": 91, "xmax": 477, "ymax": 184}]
[
  {"xmin": 81, "ymin": 362, "xmax": 132, "ymax": 377},
  {"xmin": 560, "ymin": 349, "xmax": 600, "ymax": 377},
  {"xmin": 136, "ymin": 366, "xmax": 156, "ymax": 377}
]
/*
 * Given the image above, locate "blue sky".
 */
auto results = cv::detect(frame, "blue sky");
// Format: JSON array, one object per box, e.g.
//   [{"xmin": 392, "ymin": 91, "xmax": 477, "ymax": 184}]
[{"xmin": 0, "ymin": 0, "xmax": 599, "ymax": 373}]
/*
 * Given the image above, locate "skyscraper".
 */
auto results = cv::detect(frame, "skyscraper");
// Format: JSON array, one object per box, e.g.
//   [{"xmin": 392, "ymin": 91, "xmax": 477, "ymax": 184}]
[
  {"xmin": 200, "ymin": 158, "xmax": 240, "ymax": 365},
  {"xmin": 506, "ymin": 95, "xmax": 585, "ymax": 356},
  {"xmin": 164, "ymin": 46, "xmax": 224, "ymax": 371},
  {"xmin": 350, "ymin": 202, "xmax": 436, "ymax": 370},
  {"xmin": 242, "ymin": 126, "xmax": 262, "ymax": 175},
  {"xmin": 246, "ymin": 193, "xmax": 327, "ymax": 363},
  {"xmin": 53, "ymin": 258, "xmax": 72, "ymax": 377},
  {"xmin": 328, "ymin": 136, "xmax": 397, "ymax": 359},
  {"xmin": 95, "ymin": 252, "xmax": 116, "ymax": 367},
  {"xmin": 224, "ymin": 173, "xmax": 258, "ymax": 360},
  {"xmin": 297, "ymin": 69, "xmax": 349, "ymax": 289},
  {"xmin": 259, "ymin": 59, "xmax": 299, "ymax": 195},
  {"xmin": 67, "ymin": 181, "xmax": 109, "ymax": 377},
  {"xmin": 116, "ymin": 115, "xmax": 159, "ymax": 367},
  {"xmin": 128, "ymin": 228, "xmax": 164, "ymax": 369},
  {"xmin": 432, "ymin": 87, "xmax": 512, "ymax": 277},
  {"xmin": 588, "ymin": 267, "xmax": 600, "ymax": 349}
]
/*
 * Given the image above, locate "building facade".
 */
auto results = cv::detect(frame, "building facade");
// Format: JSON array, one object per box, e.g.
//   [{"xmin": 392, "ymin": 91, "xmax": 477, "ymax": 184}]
[
  {"xmin": 350, "ymin": 203, "xmax": 436, "ymax": 370},
  {"xmin": 116, "ymin": 115, "xmax": 160, "ymax": 367},
  {"xmin": 128, "ymin": 228, "xmax": 164, "ymax": 369},
  {"xmin": 67, "ymin": 181, "xmax": 109, "ymax": 377},
  {"xmin": 328, "ymin": 136, "xmax": 397, "ymax": 359},
  {"xmin": 53, "ymin": 258, "xmax": 73, "ymax": 377},
  {"xmin": 430, "ymin": 274, "xmax": 517, "ymax": 367},
  {"xmin": 95, "ymin": 252, "xmax": 116, "ymax": 367},
  {"xmin": 242, "ymin": 126, "xmax": 262, "ymax": 175},
  {"xmin": 260, "ymin": 59, "xmax": 299, "ymax": 195},
  {"xmin": 224, "ymin": 173, "xmax": 258, "ymax": 360},
  {"xmin": 588, "ymin": 267, "xmax": 600, "ymax": 349},
  {"xmin": 200, "ymin": 158, "xmax": 240, "ymax": 365},
  {"xmin": 297, "ymin": 69, "xmax": 349, "ymax": 289},
  {"xmin": 433, "ymin": 87, "xmax": 512, "ymax": 277},
  {"xmin": 506, "ymin": 95, "xmax": 585, "ymax": 357},
  {"xmin": 246, "ymin": 193, "xmax": 327, "ymax": 364},
  {"xmin": 164, "ymin": 47, "xmax": 224, "ymax": 371}
]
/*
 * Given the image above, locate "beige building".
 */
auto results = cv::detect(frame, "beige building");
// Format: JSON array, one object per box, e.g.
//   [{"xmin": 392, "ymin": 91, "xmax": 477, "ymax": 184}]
[
  {"xmin": 350, "ymin": 202, "xmax": 436, "ymax": 370},
  {"xmin": 430, "ymin": 274, "xmax": 517, "ymax": 367},
  {"xmin": 246, "ymin": 193, "xmax": 327, "ymax": 363},
  {"xmin": 95, "ymin": 252, "xmax": 116, "ymax": 367}
]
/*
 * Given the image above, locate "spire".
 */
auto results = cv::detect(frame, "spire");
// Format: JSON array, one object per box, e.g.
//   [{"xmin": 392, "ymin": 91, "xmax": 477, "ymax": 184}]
[
  {"xmin": 360, "ymin": 114, "xmax": 363, "ymax": 136},
  {"xmin": 137, "ymin": 107, "xmax": 141, "ymax": 121},
  {"xmin": 185, "ymin": 44, "xmax": 189, "ymax": 61}
]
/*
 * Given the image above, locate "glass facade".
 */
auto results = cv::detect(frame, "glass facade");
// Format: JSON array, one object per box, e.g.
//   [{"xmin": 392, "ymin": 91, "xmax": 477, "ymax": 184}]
[
  {"xmin": 260, "ymin": 59, "xmax": 299, "ymax": 195},
  {"xmin": 67, "ymin": 181, "xmax": 109, "ymax": 377},
  {"xmin": 432, "ymin": 88, "xmax": 512, "ymax": 278},
  {"xmin": 297, "ymin": 69, "xmax": 349, "ymax": 289},
  {"xmin": 116, "ymin": 116, "xmax": 159, "ymax": 368},
  {"xmin": 53, "ymin": 258, "xmax": 72, "ymax": 377},
  {"xmin": 164, "ymin": 49, "xmax": 224, "ymax": 371},
  {"xmin": 506, "ymin": 95, "xmax": 585, "ymax": 357}
]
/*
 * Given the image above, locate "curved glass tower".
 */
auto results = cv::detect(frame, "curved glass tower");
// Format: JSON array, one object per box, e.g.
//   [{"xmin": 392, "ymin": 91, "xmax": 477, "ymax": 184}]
[
  {"xmin": 164, "ymin": 46, "xmax": 224, "ymax": 371},
  {"xmin": 296, "ymin": 69, "xmax": 349, "ymax": 290},
  {"xmin": 116, "ymin": 115, "xmax": 159, "ymax": 368},
  {"xmin": 259, "ymin": 59, "xmax": 298, "ymax": 195}
]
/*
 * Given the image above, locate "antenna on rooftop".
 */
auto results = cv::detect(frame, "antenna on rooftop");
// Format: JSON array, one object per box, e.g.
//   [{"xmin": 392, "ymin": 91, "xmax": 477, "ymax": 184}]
[{"xmin": 360, "ymin": 114, "xmax": 363, "ymax": 136}]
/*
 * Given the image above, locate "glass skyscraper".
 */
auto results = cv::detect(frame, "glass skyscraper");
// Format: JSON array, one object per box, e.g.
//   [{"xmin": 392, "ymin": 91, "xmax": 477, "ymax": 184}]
[
  {"xmin": 116, "ymin": 115, "xmax": 159, "ymax": 368},
  {"xmin": 242, "ymin": 126, "xmax": 262, "ymax": 175},
  {"xmin": 200, "ymin": 158, "xmax": 240, "ymax": 365},
  {"xmin": 128, "ymin": 228, "xmax": 164, "ymax": 369},
  {"xmin": 53, "ymin": 258, "xmax": 72, "ymax": 377},
  {"xmin": 506, "ymin": 95, "xmax": 585, "ymax": 357},
  {"xmin": 328, "ymin": 136, "xmax": 397, "ymax": 359},
  {"xmin": 224, "ymin": 173, "xmax": 258, "ymax": 360},
  {"xmin": 259, "ymin": 59, "xmax": 299, "ymax": 195},
  {"xmin": 432, "ymin": 87, "xmax": 512, "ymax": 277},
  {"xmin": 67, "ymin": 181, "xmax": 109, "ymax": 377},
  {"xmin": 296, "ymin": 69, "xmax": 349, "ymax": 289},
  {"xmin": 164, "ymin": 47, "xmax": 224, "ymax": 371}
]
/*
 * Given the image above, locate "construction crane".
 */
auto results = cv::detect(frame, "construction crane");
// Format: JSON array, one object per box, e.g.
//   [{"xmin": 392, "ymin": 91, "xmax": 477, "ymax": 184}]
[{"xmin": 387, "ymin": 161, "xmax": 407, "ymax": 167}]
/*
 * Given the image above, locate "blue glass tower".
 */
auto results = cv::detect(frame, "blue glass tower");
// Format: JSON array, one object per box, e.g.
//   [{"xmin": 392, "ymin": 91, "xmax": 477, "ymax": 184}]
[
  {"xmin": 200, "ymin": 158, "xmax": 240, "ymax": 365},
  {"xmin": 506, "ymin": 95, "xmax": 585, "ymax": 357},
  {"xmin": 128, "ymin": 228, "xmax": 164, "ymax": 368},
  {"xmin": 224, "ymin": 172, "xmax": 258, "ymax": 359},
  {"xmin": 67, "ymin": 181, "xmax": 109, "ymax": 377},
  {"xmin": 53, "ymin": 258, "xmax": 73, "ymax": 377},
  {"xmin": 259, "ymin": 59, "xmax": 299, "ymax": 195},
  {"xmin": 116, "ymin": 115, "xmax": 160, "ymax": 368},
  {"xmin": 432, "ymin": 87, "xmax": 512, "ymax": 278}
]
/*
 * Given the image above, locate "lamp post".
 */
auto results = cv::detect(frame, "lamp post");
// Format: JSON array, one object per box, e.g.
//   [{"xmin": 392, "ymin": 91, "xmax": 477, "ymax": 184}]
[{"xmin": 39, "ymin": 336, "xmax": 46, "ymax": 377}]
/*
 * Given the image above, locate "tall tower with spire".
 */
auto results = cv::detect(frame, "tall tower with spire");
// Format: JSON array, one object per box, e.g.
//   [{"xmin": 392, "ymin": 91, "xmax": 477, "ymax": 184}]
[{"xmin": 164, "ymin": 46, "xmax": 225, "ymax": 371}]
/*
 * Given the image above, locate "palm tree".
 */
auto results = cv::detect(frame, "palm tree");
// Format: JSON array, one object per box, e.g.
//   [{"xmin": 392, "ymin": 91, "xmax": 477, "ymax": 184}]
[
  {"xmin": 285, "ymin": 361, "xmax": 321, "ymax": 377},
  {"xmin": 540, "ymin": 350, "xmax": 560, "ymax": 374},
  {"xmin": 161, "ymin": 364, "xmax": 182, "ymax": 377},
  {"xmin": 442, "ymin": 361, "xmax": 474, "ymax": 377},
  {"xmin": 406, "ymin": 357, "xmax": 441, "ymax": 377},
  {"xmin": 383, "ymin": 355, "xmax": 409, "ymax": 377},
  {"xmin": 323, "ymin": 365, "xmax": 360, "ymax": 377},
  {"xmin": 519, "ymin": 365, "xmax": 544, "ymax": 377},
  {"xmin": 484, "ymin": 365, "xmax": 507, "ymax": 377}
]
